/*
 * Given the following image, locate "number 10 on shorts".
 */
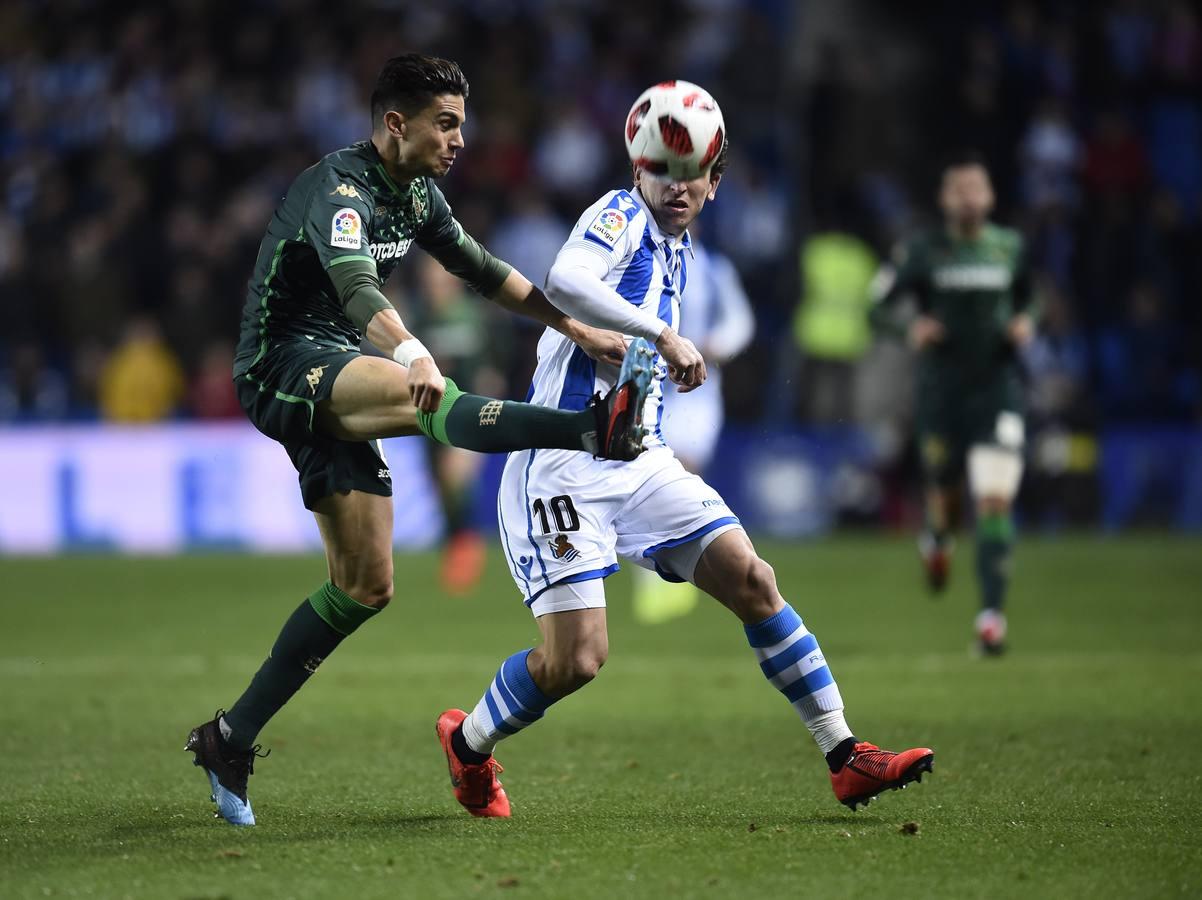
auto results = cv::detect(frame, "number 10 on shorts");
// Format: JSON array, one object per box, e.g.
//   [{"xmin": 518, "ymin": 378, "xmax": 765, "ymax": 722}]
[{"xmin": 531, "ymin": 495, "xmax": 580, "ymax": 534}]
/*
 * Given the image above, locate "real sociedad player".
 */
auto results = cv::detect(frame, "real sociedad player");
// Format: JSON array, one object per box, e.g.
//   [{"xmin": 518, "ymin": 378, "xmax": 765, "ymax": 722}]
[{"xmin": 434, "ymin": 82, "xmax": 935, "ymax": 817}]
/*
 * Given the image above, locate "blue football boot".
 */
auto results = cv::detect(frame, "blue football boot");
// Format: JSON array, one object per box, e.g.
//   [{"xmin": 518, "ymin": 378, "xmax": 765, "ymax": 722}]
[
  {"xmin": 185, "ymin": 711, "xmax": 266, "ymax": 826},
  {"xmin": 591, "ymin": 337, "xmax": 656, "ymax": 461}
]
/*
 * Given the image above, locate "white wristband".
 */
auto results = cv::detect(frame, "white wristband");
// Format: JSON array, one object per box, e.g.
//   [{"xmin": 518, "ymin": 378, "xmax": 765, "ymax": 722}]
[{"xmin": 392, "ymin": 338, "xmax": 432, "ymax": 367}]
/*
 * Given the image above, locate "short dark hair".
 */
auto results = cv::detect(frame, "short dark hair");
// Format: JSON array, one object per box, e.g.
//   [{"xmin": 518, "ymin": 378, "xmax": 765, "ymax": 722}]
[
  {"xmin": 371, "ymin": 53, "xmax": 469, "ymax": 125},
  {"xmin": 709, "ymin": 139, "xmax": 730, "ymax": 181},
  {"xmin": 941, "ymin": 148, "xmax": 989, "ymax": 176}
]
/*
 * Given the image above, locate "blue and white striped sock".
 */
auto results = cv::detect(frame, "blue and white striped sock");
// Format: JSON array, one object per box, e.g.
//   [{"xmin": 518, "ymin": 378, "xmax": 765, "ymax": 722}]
[
  {"xmin": 745, "ymin": 603, "xmax": 853, "ymax": 754},
  {"xmin": 461, "ymin": 649, "xmax": 557, "ymax": 755}
]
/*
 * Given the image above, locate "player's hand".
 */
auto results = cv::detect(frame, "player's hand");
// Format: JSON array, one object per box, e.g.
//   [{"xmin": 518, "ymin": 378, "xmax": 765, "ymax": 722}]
[
  {"xmin": 656, "ymin": 327, "xmax": 707, "ymax": 393},
  {"xmin": 908, "ymin": 315, "xmax": 946, "ymax": 351},
  {"xmin": 1007, "ymin": 313, "xmax": 1034, "ymax": 348},
  {"xmin": 406, "ymin": 356, "xmax": 446, "ymax": 414},
  {"xmin": 575, "ymin": 326, "xmax": 627, "ymax": 367}
]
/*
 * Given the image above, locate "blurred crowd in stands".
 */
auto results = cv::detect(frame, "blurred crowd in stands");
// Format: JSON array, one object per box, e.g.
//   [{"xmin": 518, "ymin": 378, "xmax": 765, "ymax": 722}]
[{"xmin": 0, "ymin": 0, "xmax": 1199, "ymax": 440}]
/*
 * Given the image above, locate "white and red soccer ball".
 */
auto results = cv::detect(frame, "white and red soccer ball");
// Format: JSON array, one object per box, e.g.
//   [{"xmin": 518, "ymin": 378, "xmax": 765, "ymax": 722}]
[{"xmin": 624, "ymin": 80, "xmax": 725, "ymax": 181}]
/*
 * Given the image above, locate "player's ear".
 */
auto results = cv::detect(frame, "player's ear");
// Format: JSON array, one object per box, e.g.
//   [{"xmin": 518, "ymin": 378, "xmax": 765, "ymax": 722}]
[
  {"xmin": 632, "ymin": 164, "xmax": 643, "ymax": 188},
  {"xmin": 383, "ymin": 110, "xmax": 406, "ymax": 140},
  {"xmin": 706, "ymin": 172, "xmax": 722, "ymax": 200}
]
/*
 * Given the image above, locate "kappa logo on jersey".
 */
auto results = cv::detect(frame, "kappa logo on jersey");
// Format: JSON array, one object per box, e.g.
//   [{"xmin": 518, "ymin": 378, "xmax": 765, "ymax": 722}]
[
  {"xmin": 306, "ymin": 365, "xmax": 328, "ymax": 394},
  {"xmin": 587, "ymin": 207, "xmax": 628, "ymax": 247},
  {"xmin": 331, "ymin": 208, "xmax": 362, "ymax": 249},
  {"xmin": 369, "ymin": 238, "xmax": 412, "ymax": 261},
  {"xmin": 331, "ymin": 183, "xmax": 361, "ymax": 199}
]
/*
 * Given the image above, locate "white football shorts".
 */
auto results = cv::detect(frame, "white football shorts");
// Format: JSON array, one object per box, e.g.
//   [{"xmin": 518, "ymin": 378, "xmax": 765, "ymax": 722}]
[{"xmin": 497, "ymin": 446, "xmax": 741, "ymax": 615}]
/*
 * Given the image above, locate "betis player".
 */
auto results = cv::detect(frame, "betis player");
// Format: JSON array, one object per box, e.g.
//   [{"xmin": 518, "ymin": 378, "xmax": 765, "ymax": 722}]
[
  {"xmin": 871, "ymin": 151, "xmax": 1035, "ymax": 655},
  {"xmin": 183, "ymin": 54, "xmax": 685, "ymax": 826}
]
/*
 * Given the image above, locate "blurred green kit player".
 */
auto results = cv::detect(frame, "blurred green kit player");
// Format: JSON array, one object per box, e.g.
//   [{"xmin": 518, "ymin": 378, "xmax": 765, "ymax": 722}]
[
  {"xmin": 184, "ymin": 53, "xmax": 655, "ymax": 826},
  {"xmin": 871, "ymin": 151, "xmax": 1035, "ymax": 655}
]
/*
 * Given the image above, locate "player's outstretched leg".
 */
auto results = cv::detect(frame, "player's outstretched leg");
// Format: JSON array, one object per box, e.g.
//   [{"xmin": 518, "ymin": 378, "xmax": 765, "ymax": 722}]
[
  {"xmin": 692, "ymin": 530, "xmax": 934, "ymax": 811},
  {"xmin": 414, "ymin": 339, "xmax": 656, "ymax": 461}
]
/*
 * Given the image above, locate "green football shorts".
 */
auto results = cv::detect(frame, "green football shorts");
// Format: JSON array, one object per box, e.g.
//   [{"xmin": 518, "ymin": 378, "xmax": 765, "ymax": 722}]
[{"xmin": 235, "ymin": 341, "xmax": 393, "ymax": 510}]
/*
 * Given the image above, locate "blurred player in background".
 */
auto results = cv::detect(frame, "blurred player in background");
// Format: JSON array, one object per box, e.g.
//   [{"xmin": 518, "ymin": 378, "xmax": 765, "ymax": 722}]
[
  {"xmin": 184, "ymin": 53, "xmax": 660, "ymax": 827},
  {"xmin": 633, "ymin": 236, "xmax": 754, "ymax": 624},
  {"xmin": 406, "ymin": 254, "xmax": 511, "ymax": 595},
  {"xmin": 435, "ymin": 81, "xmax": 933, "ymax": 819},
  {"xmin": 871, "ymin": 151, "xmax": 1035, "ymax": 655}
]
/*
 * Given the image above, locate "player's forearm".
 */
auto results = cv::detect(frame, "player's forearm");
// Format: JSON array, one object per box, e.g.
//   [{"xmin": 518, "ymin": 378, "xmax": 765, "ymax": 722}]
[
  {"xmin": 364, "ymin": 307, "xmax": 417, "ymax": 355},
  {"xmin": 545, "ymin": 261, "xmax": 665, "ymax": 342},
  {"xmin": 488, "ymin": 269, "xmax": 574, "ymax": 333},
  {"xmin": 866, "ymin": 264, "xmax": 913, "ymax": 338}
]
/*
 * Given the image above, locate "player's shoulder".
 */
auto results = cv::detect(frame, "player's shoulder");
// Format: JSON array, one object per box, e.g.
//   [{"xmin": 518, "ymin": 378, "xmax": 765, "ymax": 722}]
[
  {"xmin": 312, "ymin": 141, "xmax": 376, "ymax": 193},
  {"xmin": 575, "ymin": 188, "xmax": 648, "ymax": 252},
  {"xmin": 890, "ymin": 228, "xmax": 936, "ymax": 266}
]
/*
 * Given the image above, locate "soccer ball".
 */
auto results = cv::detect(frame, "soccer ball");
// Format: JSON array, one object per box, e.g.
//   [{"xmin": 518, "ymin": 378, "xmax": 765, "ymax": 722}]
[{"xmin": 624, "ymin": 80, "xmax": 725, "ymax": 181}]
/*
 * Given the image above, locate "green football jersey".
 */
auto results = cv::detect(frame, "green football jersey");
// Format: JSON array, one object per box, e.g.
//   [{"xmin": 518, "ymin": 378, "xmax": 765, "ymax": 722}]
[
  {"xmin": 234, "ymin": 141, "xmax": 464, "ymax": 377},
  {"xmin": 872, "ymin": 223, "xmax": 1032, "ymax": 388}
]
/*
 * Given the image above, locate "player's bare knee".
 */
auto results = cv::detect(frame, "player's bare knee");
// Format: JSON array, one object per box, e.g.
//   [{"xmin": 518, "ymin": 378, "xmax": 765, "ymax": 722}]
[
  {"xmin": 545, "ymin": 644, "xmax": 606, "ymax": 694},
  {"xmin": 334, "ymin": 562, "xmax": 394, "ymax": 609},
  {"xmin": 356, "ymin": 578, "xmax": 394, "ymax": 609},
  {"xmin": 731, "ymin": 556, "xmax": 779, "ymax": 622}
]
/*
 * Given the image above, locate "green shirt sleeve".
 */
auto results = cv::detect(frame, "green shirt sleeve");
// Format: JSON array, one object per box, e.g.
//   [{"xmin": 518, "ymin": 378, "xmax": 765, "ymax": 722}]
[
  {"xmin": 326, "ymin": 257, "xmax": 393, "ymax": 332},
  {"xmin": 415, "ymin": 180, "xmax": 513, "ymax": 296},
  {"xmin": 303, "ymin": 165, "xmax": 374, "ymax": 269},
  {"xmin": 868, "ymin": 237, "xmax": 928, "ymax": 336},
  {"xmin": 1011, "ymin": 234, "xmax": 1037, "ymax": 316}
]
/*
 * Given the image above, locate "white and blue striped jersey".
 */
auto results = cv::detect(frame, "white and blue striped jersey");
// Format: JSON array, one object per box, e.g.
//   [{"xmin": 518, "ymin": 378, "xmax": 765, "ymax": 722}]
[{"xmin": 530, "ymin": 186, "xmax": 690, "ymax": 449}]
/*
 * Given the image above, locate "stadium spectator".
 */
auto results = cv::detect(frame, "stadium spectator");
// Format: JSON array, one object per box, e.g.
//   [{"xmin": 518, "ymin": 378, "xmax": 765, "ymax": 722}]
[{"xmin": 98, "ymin": 317, "xmax": 186, "ymax": 423}]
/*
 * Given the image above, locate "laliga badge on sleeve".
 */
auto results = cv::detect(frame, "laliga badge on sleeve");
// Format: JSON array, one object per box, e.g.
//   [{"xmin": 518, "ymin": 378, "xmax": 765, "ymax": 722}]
[
  {"xmin": 331, "ymin": 208, "xmax": 362, "ymax": 249},
  {"xmin": 586, "ymin": 207, "xmax": 628, "ymax": 248}
]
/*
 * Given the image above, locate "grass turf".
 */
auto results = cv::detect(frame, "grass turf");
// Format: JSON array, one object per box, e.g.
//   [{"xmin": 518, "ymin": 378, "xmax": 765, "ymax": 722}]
[{"xmin": 1, "ymin": 535, "xmax": 1200, "ymax": 899}]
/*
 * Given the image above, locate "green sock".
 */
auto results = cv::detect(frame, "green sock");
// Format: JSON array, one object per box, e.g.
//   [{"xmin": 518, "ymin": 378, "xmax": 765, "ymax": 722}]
[
  {"xmin": 417, "ymin": 378, "xmax": 598, "ymax": 454},
  {"xmin": 975, "ymin": 513, "xmax": 1014, "ymax": 612},
  {"xmin": 222, "ymin": 582, "xmax": 379, "ymax": 749}
]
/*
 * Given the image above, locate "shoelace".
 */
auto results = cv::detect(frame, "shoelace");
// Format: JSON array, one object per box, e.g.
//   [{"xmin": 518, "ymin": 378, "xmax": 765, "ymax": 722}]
[
  {"xmin": 463, "ymin": 759, "xmax": 504, "ymax": 803},
  {"xmin": 847, "ymin": 744, "xmax": 893, "ymax": 781}
]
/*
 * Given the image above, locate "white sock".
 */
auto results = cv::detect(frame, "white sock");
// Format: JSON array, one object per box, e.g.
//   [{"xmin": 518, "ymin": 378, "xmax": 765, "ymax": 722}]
[
  {"xmin": 461, "ymin": 707, "xmax": 497, "ymax": 756},
  {"xmin": 806, "ymin": 708, "xmax": 855, "ymax": 755}
]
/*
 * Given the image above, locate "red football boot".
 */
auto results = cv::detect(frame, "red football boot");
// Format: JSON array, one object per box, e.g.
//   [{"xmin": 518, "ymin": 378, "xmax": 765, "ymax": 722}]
[
  {"xmin": 830, "ymin": 741, "xmax": 934, "ymax": 811},
  {"xmin": 435, "ymin": 709, "xmax": 511, "ymax": 818},
  {"xmin": 918, "ymin": 532, "xmax": 952, "ymax": 594},
  {"xmin": 441, "ymin": 530, "xmax": 486, "ymax": 596},
  {"xmin": 589, "ymin": 338, "xmax": 655, "ymax": 461}
]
